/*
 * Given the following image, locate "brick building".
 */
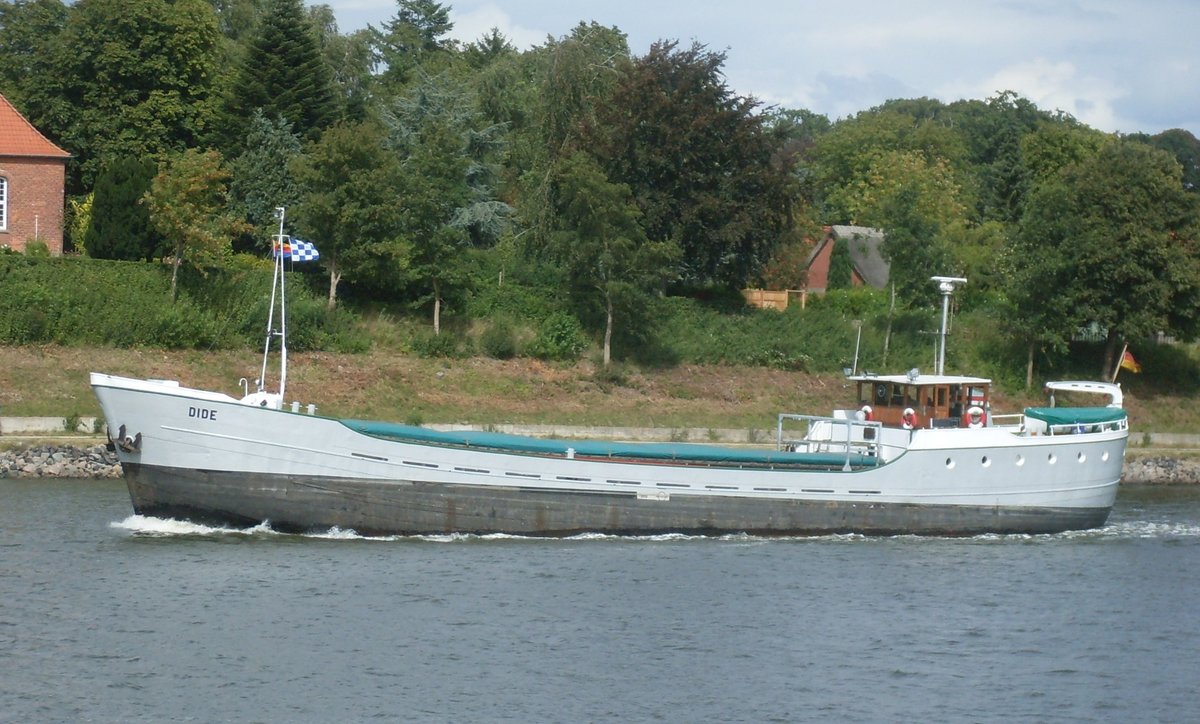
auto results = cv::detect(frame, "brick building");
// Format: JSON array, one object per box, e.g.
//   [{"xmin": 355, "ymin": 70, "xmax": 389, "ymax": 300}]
[
  {"xmin": 0, "ymin": 93, "xmax": 70, "ymax": 255},
  {"xmin": 803, "ymin": 225, "xmax": 889, "ymax": 294}
]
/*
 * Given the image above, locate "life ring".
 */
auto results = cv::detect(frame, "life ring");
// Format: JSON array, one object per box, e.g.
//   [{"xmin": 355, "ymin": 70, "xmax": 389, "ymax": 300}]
[
  {"xmin": 967, "ymin": 405, "xmax": 984, "ymax": 428},
  {"xmin": 901, "ymin": 407, "xmax": 916, "ymax": 430}
]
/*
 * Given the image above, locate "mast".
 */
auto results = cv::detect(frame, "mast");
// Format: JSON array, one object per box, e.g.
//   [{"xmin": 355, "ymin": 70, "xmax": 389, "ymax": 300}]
[
  {"xmin": 931, "ymin": 276, "xmax": 967, "ymax": 375},
  {"xmin": 258, "ymin": 208, "xmax": 289, "ymax": 399}
]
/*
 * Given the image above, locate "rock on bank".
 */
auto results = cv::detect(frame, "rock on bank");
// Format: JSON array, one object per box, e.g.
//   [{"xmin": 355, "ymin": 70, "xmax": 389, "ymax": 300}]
[{"xmin": 0, "ymin": 444, "xmax": 122, "ymax": 479}]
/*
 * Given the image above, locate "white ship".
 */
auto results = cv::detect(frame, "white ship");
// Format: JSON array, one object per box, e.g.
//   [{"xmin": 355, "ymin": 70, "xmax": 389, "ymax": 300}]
[{"xmin": 91, "ymin": 233, "xmax": 1129, "ymax": 536}]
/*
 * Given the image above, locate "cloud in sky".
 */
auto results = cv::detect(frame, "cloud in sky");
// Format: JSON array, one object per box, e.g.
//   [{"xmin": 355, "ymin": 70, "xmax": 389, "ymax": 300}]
[{"xmin": 323, "ymin": 0, "xmax": 1200, "ymax": 136}]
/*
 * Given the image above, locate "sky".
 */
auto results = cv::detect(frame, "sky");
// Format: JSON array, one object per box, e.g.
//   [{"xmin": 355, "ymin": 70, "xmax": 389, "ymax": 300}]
[{"xmin": 319, "ymin": 0, "xmax": 1200, "ymax": 137}]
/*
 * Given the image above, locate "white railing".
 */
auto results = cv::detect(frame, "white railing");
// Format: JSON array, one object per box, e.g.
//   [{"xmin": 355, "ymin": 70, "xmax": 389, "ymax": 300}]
[{"xmin": 776, "ymin": 413, "xmax": 895, "ymax": 469}]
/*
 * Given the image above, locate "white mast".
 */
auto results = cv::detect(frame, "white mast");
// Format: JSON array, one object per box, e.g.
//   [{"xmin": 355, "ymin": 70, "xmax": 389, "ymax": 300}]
[
  {"xmin": 932, "ymin": 276, "xmax": 967, "ymax": 375},
  {"xmin": 258, "ymin": 208, "xmax": 289, "ymax": 400}
]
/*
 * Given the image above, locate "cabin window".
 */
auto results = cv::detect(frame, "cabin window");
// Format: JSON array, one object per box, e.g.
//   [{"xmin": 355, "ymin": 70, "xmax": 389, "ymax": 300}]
[
  {"xmin": 0, "ymin": 176, "xmax": 7, "ymax": 232},
  {"xmin": 873, "ymin": 382, "xmax": 888, "ymax": 404}
]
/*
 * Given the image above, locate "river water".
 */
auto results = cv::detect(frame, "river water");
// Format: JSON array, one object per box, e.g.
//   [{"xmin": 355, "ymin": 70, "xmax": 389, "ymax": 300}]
[{"xmin": 2, "ymin": 478, "xmax": 1198, "ymax": 723}]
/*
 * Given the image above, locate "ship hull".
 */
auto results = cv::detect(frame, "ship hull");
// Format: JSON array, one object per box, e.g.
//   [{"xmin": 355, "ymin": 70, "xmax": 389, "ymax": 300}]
[{"xmin": 123, "ymin": 462, "xmax": 1112, "ymax": 537}]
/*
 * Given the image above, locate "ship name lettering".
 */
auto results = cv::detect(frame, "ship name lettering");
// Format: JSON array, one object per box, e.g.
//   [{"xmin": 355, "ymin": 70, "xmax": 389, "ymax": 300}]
[{"xmin": 188, "ymin": 406, "xmax": 218, "ymax": 421}]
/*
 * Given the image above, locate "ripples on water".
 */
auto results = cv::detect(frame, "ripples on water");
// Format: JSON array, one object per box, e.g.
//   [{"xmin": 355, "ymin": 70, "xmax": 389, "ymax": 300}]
[{"xmin": 3, "ymin": 481, "xmax": 1199, "ymax": 723}]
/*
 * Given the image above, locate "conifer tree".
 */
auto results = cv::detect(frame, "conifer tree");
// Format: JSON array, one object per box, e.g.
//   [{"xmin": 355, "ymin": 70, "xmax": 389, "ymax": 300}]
[
  {"xmin": 84, "ymin": 156, "xmax": 161, "ymax": 261},
  {"xmin": 223, "ymin": 0, "xmax": 338, "ymax": 146}
]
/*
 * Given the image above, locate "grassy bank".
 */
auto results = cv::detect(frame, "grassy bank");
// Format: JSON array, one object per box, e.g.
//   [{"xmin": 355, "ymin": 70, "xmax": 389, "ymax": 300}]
[{"xmin": 1, "ymin": 344, "xmax": 1187, "ymax": 433}]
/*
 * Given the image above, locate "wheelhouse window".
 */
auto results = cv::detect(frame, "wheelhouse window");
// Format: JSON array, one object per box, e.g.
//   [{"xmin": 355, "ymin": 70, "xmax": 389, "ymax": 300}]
[{"xmin": 0, "ymin": 176, "xmax": 7, "ymax": 232}]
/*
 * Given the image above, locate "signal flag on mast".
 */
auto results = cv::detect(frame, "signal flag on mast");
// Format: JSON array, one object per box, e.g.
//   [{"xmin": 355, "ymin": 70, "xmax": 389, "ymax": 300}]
[{"xmin": 272, "ymin": 237, "xmax": 320, "ymax": 262}]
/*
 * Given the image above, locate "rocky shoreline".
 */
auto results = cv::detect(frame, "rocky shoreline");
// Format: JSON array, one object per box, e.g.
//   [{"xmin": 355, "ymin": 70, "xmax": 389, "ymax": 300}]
[
  {"xmin": 1, "ymin": 444, "xmax": 122, "ymax": 479},
  {"xmin": 1, "ymin": 443, "xmax": 1198, "ymax": 484}
]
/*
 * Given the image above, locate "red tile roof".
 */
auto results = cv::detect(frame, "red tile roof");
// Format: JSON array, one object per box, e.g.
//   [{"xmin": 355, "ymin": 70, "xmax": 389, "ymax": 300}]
[{"xmin": 0, "ymin": 93, "xmax": 70, "ymax": 159}]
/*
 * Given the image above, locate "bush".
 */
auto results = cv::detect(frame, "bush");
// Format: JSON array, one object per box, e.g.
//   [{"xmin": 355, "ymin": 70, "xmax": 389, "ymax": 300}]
[
  {"xmin": 480, "ymin": 317, "xmax": 518, "ymax": 359},
  {"xmin": 411, "ymin": 329, "xmax": 466, "ymax": 358},
  {"xmin": 0, "ymin": 255, "xmax": 368, "ymax": 351},
  {"xmin": 528, "ymin": 312, "xmax": 586, "ymax": 361},
  {"xmin": 154, "ymin": 303, "xmax": 224, "ymax": 349}
]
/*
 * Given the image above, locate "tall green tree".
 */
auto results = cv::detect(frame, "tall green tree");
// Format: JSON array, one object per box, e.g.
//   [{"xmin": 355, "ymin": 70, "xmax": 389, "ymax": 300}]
[
  {"xmin": 1012, "ymin": 139, "xmax": 1200, "ymax": 379},
  {"xmin": 878, "ymin": 185, "xmax": 955, "ymax": 307},
  {"xmin": 308, "ymin": 4, "xmax": 374, "ymax": 122},
  {"xmin": 0, "ymin": 0, "xmax": 69, "ymax": 115},
  {"xmin": 43, "ymin": 0, "xmax": 221, "ymax": 190},
  {"xmin": 84, "ymin": 156, "xmax": 160, "ymax": 261},
  {"xmin": 943, "ymin": 92, "xmax": 1052, "ymax": 224},
  {"xmin": 810, "ymin": 107, "xmax": 970, "ymax": 224},
  {"xmin": 229, "ymin": 110, "xmax": 304, "ymax": 251},
  {"xmin": 370, "ymin": 0, "xmax": 456, "ymax": 94},
  {"xmin": 550, "ymin": 152, "xmax": 680, "ymax": 366},
  {"xmin": 223, "ymin": 0, "xmax": 338, "ymax": 147},
  {"xmin": 145, "ymin": 149, "xmax": 247, "ymax": 301},
  {"xmin": 1128, "ymin": 128, "xmax": 1200, "ymax": 192},
  {"xmin": 587, "ymin": 40, "xmax": 790, "ymax": 287},
  {"xmin": 290, "ymin": 119, "xmax": 405, "ymax": 309},
  {"xmin": 516, "ymin": 23, "xmax": 628, "ymax": 242},
  {"xmin": 386, "ymin": 75, "xmax": 511, "ymax": 333}
]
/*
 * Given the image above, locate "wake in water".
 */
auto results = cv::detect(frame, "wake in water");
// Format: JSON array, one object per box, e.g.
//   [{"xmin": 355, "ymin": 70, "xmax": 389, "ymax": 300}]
[{"xmin": 110, "ymin": 514, "xmax": 1200, "ymax": 543}]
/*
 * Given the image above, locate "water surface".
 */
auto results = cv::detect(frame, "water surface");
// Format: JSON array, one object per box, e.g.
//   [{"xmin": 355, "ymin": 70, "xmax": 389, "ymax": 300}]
[{"xmin": 2, "ymin": 480, "xmax": 1197, "ymax": 722}]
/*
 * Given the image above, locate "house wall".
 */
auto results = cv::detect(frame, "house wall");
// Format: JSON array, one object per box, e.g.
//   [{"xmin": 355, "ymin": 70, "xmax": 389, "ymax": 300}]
[
  {"xmin": 807, "ymin": 239, "xmax": 832, "ymax": 293},
  {"xmin": 0, "ymin": 156, "xmax": 67, "ymax": 255}
]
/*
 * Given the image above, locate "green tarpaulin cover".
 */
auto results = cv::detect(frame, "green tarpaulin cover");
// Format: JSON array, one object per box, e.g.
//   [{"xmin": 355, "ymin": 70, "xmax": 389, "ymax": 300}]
[
  {"xmin": 1024, "ymin": 407, "xmax": 1127, "ymax": 427},
  {"xmin": 340, "ymin": 419, "xmax": 878, "ymax": 467}
]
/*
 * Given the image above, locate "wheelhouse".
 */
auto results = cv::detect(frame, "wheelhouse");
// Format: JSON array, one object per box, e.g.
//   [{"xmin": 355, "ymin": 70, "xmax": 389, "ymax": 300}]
[{"xmin": 849, "ymin": 373, "xmax": 992, "ymax": 428}]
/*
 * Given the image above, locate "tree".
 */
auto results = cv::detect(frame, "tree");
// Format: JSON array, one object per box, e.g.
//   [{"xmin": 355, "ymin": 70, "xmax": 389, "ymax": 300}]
[
  {"xmin": 369, "ymin": 0, "xmax": 456, "ymax": 93},
  {"xmin": 944, "ymin": 92, "xmax": 1053, "ymax": 224},
  {"xmin": 308, "ymin": 4, "xmax": 374, "ymax": 122},
  {"xmin": 827, "ymin": 237, "xmax": 853, "ymax": 290},
  {"xmin": 223, "ymin": 0, "xmax": 338, "ymax": 147},
  {"xmin": 587, "ymin": 40, "xmax": 790, "ymax": 287},
  {"xmin": 834, "ymin": 149, "xmax": 967, "ymax": 230},
  {"xmin": 1128, "ymin": 128, "xmax": 1200, "ymax": 192},
  {"xmin": 0, "ymin": 0, "xmax": 69, "ymax": 115},
  {"xmin": 1019, "ymin": 122, "xmax": 1106, "ymax": 186},
  {"xmin": 145, "ymin": 149, "xmax": 247, "ymax": 301},
  {"xmin": 385, "ymin": 75, "xmax": 511, "ymax": 333},
  {"xmin": 229, "ymin": 110, "xmax": 304, "ymax": 251},
  {"xmin": 878, "ymin": 185, "xmax": 955, "ymax": 307},
  {"xmin": 84, "ymin": 156, "xmax": 160, "ymax": 261},
  {"xmin": 48, "ymin": 0, "xmax": 221, "ymax": 189},
  {"xmin": 1012, "ymin": 139, "xmax": 1200, "ymax": 379},
  {"xmin": 463, "ymin": 27, "xmax": 516, "ymax": 69},
  {"xmin": 289, "ymin": 120, "xmax": 405, "ymax": 309},
  {"xmin": 550, "ymin": 152, "xmax": 680, "ymax": 366},
  {"xmin": 515, "ymin": 22, "xmax": 629, "ymax": 244},
  {"xmin": 810, "ymin": 108, "xmax": 970, "ymax": 225}
]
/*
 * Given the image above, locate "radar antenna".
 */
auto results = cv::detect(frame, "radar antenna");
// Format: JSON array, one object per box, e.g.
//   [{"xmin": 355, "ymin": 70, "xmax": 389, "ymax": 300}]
[{"xmin": 931, "ymin": 276, "xmax": 967, "ymax": 375}]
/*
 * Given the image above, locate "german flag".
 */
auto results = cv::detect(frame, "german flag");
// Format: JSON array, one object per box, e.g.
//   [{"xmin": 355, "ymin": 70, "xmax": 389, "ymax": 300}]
[{"xmin": 1120, "ymin": 350, "xmax": 1142, "ymax": 374}]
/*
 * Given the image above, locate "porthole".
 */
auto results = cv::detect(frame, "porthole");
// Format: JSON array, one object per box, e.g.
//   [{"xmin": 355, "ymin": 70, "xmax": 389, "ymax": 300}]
[
  {"xmin": 1048, "ymin": 453, "xmax": 1057, "ymax": 464},
  {"xmin": 1101, "ymin": 451, "xmax": 1110, "ymax": 462},
  {"xmin": 1077, "ymin": 452, "xmax": 1086, "ymax": 463},
  {"xmin": 981, "ymin": 456, "xmax": 991, "ymax": 467},
  {"xmin": 945, "ymin": 458, "xmax": 955, "ymax": 469},
  {"xmin": 1015, "ymin": 454, "xmax": 1025, "ymax": 467}
]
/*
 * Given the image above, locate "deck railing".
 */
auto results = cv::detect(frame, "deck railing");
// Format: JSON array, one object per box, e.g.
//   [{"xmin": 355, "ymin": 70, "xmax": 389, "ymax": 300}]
[{"xmin": 776, "ymin": 414, "xmax": 888, "ymax": 470}]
